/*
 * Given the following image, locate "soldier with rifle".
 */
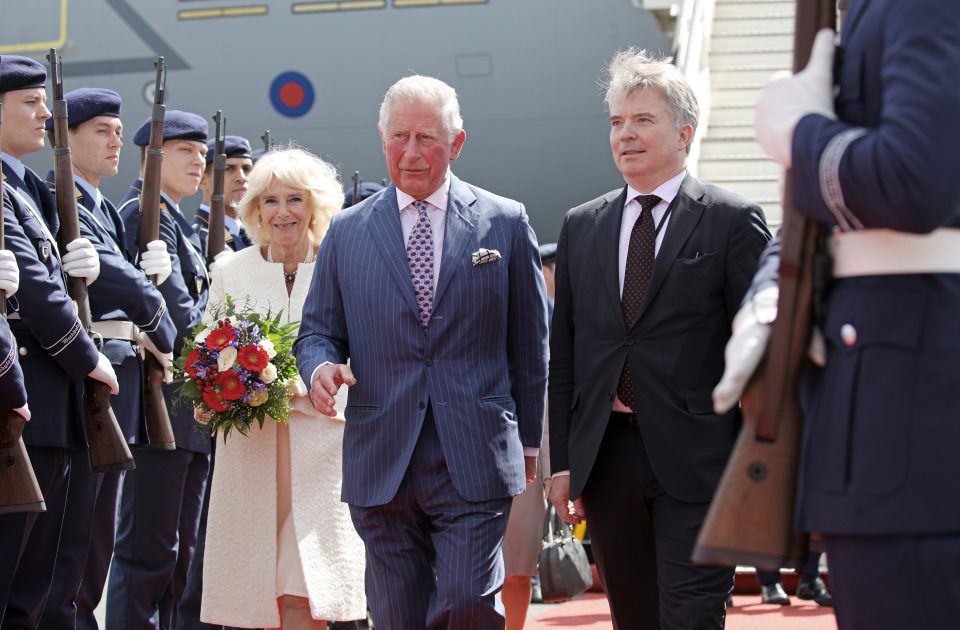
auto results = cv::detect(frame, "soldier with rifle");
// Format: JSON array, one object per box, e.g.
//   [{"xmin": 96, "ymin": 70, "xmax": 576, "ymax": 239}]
[
  {"xmin": 111, "ymin": 92, "xmax": 212, "ymax": 627},
  {"xmin": 713, "ymin": 0, "xmax": 960, "ymax": 627},
  {"xmin": 0, "ymin": 55, "xmax": 120, "ymax": 628},
  {"xmin": 193, "ymin": 133, "xmax": 254, "ymax": 257},
  {"xmin": 40, "ymin": 85, "xmax": 177, "ymax": 630}
]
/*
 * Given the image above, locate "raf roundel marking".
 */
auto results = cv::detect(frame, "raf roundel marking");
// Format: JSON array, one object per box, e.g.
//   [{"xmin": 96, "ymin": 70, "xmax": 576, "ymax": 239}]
[{"xmin": 270, "ymin": 71, "xmax": 315, "ymax": 118}]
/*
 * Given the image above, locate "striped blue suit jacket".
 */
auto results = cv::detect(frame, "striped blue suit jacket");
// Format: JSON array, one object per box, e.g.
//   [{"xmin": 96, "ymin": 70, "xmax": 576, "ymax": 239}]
[{"xmin": 295, "ymin": 175, "xmax": 549, "ymax": 507}]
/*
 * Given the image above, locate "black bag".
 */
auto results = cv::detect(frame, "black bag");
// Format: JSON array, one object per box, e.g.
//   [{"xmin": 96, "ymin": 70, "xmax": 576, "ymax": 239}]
[{"xmin": 537, "ymin": 504, "xmax": 593, "ymax": 603}]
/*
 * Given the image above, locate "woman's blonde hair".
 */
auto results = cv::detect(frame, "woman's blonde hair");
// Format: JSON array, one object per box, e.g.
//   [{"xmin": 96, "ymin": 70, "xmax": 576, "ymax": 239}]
[{"xmin": 237, "ymin": 146, "xmax": 345, "ymax": 246}]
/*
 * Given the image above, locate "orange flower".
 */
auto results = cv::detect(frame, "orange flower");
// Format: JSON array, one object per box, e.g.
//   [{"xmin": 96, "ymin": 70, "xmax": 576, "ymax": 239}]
[
  {"xmin": 185, "ymin": 349, "xmax": 203, "ymax": 379},
  {"xmin": 237, "ymin": 343, "xmax": 269, "ymax": 372},
  {"xmin": 216, "ymin": 370, "xmax": 247, "ymax": 401},
  {"xmin": 202, "ymin": 389, "xmax": 229, "ymax": 412},
  {"xmin": 206, "ymin": 324, "xmax": 236, "ymax": 350}
]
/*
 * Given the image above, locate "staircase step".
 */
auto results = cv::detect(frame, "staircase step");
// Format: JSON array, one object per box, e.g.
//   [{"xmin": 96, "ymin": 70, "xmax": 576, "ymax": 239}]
[
  {"xmin": 711, "ymin": 68, "xmax": 785, "ymax": 87},
  {"xmin": 701, "ymin": 139, "xmax": 764, "ymax": 158},
  {"xmin": 711, "ymin": 34, "xmax": 796, "ymax": 52},
  {"xmin": 711, "ymin": 49, "xmax": 792, "ymax": 67},
  {"xmin": 710, "ymin": 179, "xmax": 781, "ymax": 200},
  {"xmin": 712, "ymin": 17, "xmax": 794, "ymax": 33},
  {"xmin": 711, "ymin": 87, "xmax": 763, "ymax": 106},
  {"xmin": 704, "ymin": 128, "xmax": 757, "ymax": 141},
  {"xmin": 698, "ymin": 157, "xmax": 782, "ymax": 178}
]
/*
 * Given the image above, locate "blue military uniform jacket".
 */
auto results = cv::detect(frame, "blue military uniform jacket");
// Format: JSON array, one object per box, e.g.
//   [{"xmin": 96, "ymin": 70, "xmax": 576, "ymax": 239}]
[
  {"xmin": 0, "ymin": 317, "xmax": 27, "ymax": 409},
  {"xmin": 750, "ymin": 0, "xmax": 960, "ymax": 536},
  {"xmin": 119, "ymin": 179, "xmax": 210, "ymax": 454},
  {"xmin": 192, "ymin": 205, "xmax": 250, "ymax": 259},
  {"xmin": 2, "ymin": 164, "xmax": 100, "ymax": 448}
]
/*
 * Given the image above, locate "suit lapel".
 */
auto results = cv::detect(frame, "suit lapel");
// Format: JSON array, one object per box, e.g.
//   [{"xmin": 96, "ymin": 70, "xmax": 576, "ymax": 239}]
[
  {"xmin": 365, "ymin": 186, "xmax": 422, "ymax": 321},
  {"xmin": 432, "ymin": 176, "xmax": 478, "ymax": 311},
  {"xmin": 594, "ymin": 188, "xmax": 629, "ymax": 328},
  {"xmin": 631, "ymin": 174, "xmax": 705, "ymax": 325}
]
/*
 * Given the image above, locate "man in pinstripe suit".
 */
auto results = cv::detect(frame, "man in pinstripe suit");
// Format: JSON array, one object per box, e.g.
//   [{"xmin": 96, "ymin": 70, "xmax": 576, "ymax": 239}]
[{"xmin": 294, "ymin": 75, "xmax": 549, "ymax": 629}]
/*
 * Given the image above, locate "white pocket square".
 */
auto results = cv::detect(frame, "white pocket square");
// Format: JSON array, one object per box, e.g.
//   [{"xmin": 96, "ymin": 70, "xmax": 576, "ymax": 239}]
[{"xmin": 471, "ymin": 248, "xmax": 501, "ymax": 266}]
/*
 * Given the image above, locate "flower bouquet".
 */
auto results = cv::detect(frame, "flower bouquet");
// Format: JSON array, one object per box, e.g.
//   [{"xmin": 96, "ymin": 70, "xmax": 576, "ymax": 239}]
[{"xmin": 173, "ymin": 296, "xmax": 301, "ymax": 440}]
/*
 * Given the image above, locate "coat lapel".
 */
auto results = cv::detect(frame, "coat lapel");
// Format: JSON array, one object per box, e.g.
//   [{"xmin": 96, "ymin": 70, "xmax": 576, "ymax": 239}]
[
  {"xmin": 365, "ymin": 186, "xmax": 422, "ymax": 322},
  {"xmin": 594, "ymin": 187, "xmax": 629, "ymax": 328},
  {"xmin": 432, "ymin": 175, "xmax": 478, "ymax": 311},
  {"xmin": 631, "ymin": 174, "xmax": 705, "ymax": 325}
]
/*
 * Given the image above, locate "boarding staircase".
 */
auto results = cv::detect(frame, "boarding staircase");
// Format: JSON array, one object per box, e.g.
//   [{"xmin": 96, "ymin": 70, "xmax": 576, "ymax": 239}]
[{"xmin": 646, "ymin": 0, "xmax": 796, "ymax": 227}]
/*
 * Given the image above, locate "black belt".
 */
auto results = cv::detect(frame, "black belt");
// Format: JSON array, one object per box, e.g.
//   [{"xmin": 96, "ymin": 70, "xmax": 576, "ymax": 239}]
[{"xmin": 610, "ymin": 411, "xmax": 641, "ymax": 430}]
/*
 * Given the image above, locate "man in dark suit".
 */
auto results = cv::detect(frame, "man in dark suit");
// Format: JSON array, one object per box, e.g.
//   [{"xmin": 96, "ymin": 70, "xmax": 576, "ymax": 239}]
[
  {"xmin": 715, "ymin": 3, "xmax": 960, "ymax": 628},
  {"xmin": 547, "ymin": 50, "xmax": 770, "ymax": 628},
  {"xmin": 295, "ymin": 74, "xmax": 548, "ymax": 629}
]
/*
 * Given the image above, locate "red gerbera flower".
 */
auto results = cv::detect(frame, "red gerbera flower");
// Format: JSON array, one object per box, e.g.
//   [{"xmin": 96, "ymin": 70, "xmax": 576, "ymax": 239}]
[
  {"xmin": 237, "ymin": 343, "xmax": 270, "ymax": 372},
  {"xmin": 216, "ymin": 370, "xmax": 247, "ymax": 401},
  {"xmin": 206, "ymin": 324, "xmax": 236, "ymax": 351},
  {"xmin": 202, "ymin": 389, "xmax": 229, "ymax": 412},
  {"xmin": 185, "ymin": 348, "xmax": 203, "ymax": 378}
]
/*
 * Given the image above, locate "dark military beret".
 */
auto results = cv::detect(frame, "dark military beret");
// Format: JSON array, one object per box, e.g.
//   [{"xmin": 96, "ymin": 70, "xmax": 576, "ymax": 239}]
[
  {"xmin": 43, "ymin": 87, "xmax": 120, "ymax": 131},
  {"xmin": 344, "ymin": 181, "xmax": 386, "ymax": 208},
  {"xmin": 132, "ymin": 109, "xmax": 208, "ymax": 147},
  {"xmin": 205, "ymin": 135, "xmax": 253, "ymax": 164},
  {"xmin": 0, "ymin": 55, "xmax": 47, "ymax": 93},
  {"xmin": 251, "ymin": 148, "xmax": 267, "ymax": 163},
  {"xmin": 539, "ymin": 242, "xmax": 557, "ymax": 263}
]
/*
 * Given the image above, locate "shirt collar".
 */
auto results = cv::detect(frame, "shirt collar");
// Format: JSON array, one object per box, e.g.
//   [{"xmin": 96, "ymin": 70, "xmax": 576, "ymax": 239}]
[
  {"xmin": 0, "ymin": 153, "xmax": 26, "ymax": 182},
  {"xmin": 74, "ymin": 175, "xmax": 102, "ymax": 210},
  {"xmin": 224, "ymin": 214, "xmax": 239, "ymax": 232},
  {"xmin": 626, "ymin": 169, "xmax": 686, "ymax": 207},
  {"xmin": 396, "ymin": 169, "xmax": 451, "ymax": 213}
]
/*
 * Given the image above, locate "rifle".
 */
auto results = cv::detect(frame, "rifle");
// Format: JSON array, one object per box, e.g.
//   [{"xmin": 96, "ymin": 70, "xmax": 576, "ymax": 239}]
[
  {"xmin": 261, "ymin": 129, "xmax": 271, "ymax": 153},
  {"xmin": 692, "ymin": 0, "xmax": 836, "ymax": 571},
  {"xmin": 0, "ymin": 71, "xmax": 47, "ymax": 514},
  {"xmin": 351, "ymin": 171, "xmax": 361, "ymax": 207},
  {"xmin": 47, "ymin": 49, "xmax": 135, "ymax": 473},
  {"xmin": 136, "ymin": 57, "xmax": 176, "ymax": 450},
  {"xmin": 206, "ymin": 111, "xmax": 226, "ymax": 265}
]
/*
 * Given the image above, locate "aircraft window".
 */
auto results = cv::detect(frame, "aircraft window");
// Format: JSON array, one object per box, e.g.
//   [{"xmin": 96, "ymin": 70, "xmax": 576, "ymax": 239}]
[
  {"xmin": 292, "ymin": 1, "xmax": 386, "ymax": 12},
  {"xmin": 178, "ymin": 5, "xmax": 269, "ymax": 20},
  {"xmin": 394, "ymin": 0, "xmax": 488, "ymax": 6}
]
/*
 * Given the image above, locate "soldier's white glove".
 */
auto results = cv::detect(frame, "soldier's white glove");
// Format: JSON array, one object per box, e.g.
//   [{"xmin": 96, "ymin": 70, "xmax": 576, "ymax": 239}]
[
  {"xmin": 138, "ymin": 240, "xmax": 172, "ymax": 286},
  {"xmin": 138, "ymin": 331, "xmax": 174, "ymax": 383},
  {"xmin": 208, "ymin": 249, "xmax": 234, "ymax": 274},
  {"xmin": 61, "ymin": 237, "xmax": 101, "ymax": 285},
  {"xmin": 14, "ymin": 404, "xmax": 31, "ymax": 422},
  {"xmin": 0, "ymin": 250, "xmax": 19, "ymax": 297},
  {"xmin": 755, "ymin": 29, "xmax": 837, "ymax": 167},
  {"xmin": 88, "ymin": 352, "xmax": 120, "ymax": 395},
  {"xmin": 713, "ymin": 288, "xmax": 777, "ymax": 414}
]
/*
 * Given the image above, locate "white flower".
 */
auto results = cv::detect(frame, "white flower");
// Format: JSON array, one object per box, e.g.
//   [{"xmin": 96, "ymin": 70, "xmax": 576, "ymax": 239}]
[
  {"xmin": 217, "ymin": 346, "xmax": 237, "ymax": 371},
  {"xmin": 260, "ymin": 338, "xmax": 277, "ymax": 358},
  {"xmin": 195, "ymin": 327, "xmax": 212, "ymax": 343},
  {"xmin": 260, "ymin": 362, "xmax": 278, "ymax": 384}
]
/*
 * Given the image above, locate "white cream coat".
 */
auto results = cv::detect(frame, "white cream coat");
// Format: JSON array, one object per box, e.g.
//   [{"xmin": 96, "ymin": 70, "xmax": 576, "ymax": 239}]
[{"xmin": 200, "ymin": 247, "xmax": 365, "ymax": 626}]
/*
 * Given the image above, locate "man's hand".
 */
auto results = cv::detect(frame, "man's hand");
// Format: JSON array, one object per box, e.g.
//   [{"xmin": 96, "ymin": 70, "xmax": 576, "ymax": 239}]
[
  {"xmin": 138, "ymin": 240, "xmax": 172, "ymax": 285},
  {"xmin": 88, "ymin": 352, "xmax": 120, "ymax": 395},
  {"xmin": 0, "ymin": 250, "xmax": 19, "ymax": 298},
  {"xmin": 309, "ymin": 363, "xmax": 356, "ymax": 417},
  {"xmin": 524, "ymin": 455, "xmax": 537, "ymax": 484},
  {"xmin": 755, "ymin": 28, "xmax": 836, "ymax": 167},
  {"xmin": 61, "ymin": 237, "xmax": 101, "ymax": 285},
  {"xmin": 548, "ymin": 474, "xmax": 586, "ymax": 526},
  {"xmin": 713, "ymin": 288, "xmax": 776, "ymax": 414}
]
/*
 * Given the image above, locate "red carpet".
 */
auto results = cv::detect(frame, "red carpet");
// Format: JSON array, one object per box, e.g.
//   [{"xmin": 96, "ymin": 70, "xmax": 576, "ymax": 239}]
[{"xmin": 527, "ymin": 594, "xmax": 839, "ymax": 629}]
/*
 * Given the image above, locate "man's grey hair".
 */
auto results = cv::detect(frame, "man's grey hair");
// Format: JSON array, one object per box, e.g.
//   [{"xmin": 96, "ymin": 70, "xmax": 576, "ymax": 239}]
[
  {"xmin": 378, "ymin": 75, "xmax": 463, "ymax": 142},
  {"xmin": 603, "ymin": 48, "xmax": 699, "ymax": 151}
]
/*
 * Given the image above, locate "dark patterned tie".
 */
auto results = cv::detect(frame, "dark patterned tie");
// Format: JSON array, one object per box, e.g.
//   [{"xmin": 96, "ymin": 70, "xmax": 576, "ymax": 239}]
[
  {"xmin": 406, "ymin": 201, "xmax": 435, "ymax": 329},
  {"xmin": 617, "ymin": 194, "xmax": 661, "ymax": 410}
]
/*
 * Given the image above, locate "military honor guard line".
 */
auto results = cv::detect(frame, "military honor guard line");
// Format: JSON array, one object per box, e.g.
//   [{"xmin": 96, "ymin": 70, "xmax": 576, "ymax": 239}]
[{"xmin": 2, "ymin": 1, "xmax": 960, "ymax": 626}]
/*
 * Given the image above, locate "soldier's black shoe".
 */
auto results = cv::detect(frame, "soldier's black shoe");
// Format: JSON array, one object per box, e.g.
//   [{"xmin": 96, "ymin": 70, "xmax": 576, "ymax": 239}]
[
  {"xmin": 760, "ymin": 582, "xmax": 791, "ymax": 605},
  {"xmin": 796, "ymin": 577, "xmax": 834, "ymax": 607}
]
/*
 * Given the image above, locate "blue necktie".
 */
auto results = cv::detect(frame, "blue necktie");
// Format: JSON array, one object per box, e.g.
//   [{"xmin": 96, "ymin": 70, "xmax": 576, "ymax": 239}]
[{"xmin": 406, "ymin": 201, "xmax": 435, "ymax": 329}]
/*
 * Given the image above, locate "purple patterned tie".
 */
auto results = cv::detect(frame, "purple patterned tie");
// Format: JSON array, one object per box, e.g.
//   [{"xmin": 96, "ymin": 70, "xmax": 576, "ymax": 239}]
[
  {"xmin": 406, "ymin": 201, "xmax": 435, "ymax": 329},
  {"xmin": 617, "ymin": 194, "xmax": 660, "ymax": 410}
]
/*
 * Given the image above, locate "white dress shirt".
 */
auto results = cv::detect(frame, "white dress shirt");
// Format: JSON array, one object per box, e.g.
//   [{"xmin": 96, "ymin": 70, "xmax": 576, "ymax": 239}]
[{"xmin": 395, "ymin": 170, "xmax": 451, "ymax": 288}]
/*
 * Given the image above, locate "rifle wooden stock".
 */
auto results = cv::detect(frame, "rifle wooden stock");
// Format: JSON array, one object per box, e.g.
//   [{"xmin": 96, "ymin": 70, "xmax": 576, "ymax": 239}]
[
  {"xmin": 207, "ymin": 111, "xmax": 226, "ymax": 264},
  {"xmin": 0, "ymin": 95, "xmax": 46, "ymax": 514},
  {"xmin": 136, "ymin": 57, "xmax": 176, "ymax": 450},
  {"xmin": 47, "ymin": 49, "xmax": 135, "ymax": 473},
  {"xmin": 692, "ymin": 0, "xmax": 836, "ymax": 571}
]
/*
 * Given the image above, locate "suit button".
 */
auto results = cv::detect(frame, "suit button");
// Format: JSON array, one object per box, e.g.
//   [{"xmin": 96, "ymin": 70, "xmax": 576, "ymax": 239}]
[
  {"xmin": 625, "ymin": 336, "xmax": 634, "ymax": 346},
  {"xmin": 425, "ymin": 358, "xmax": 434, "ymax": 367},
  {"xmin": 18, "ymin": 347, "xmax": 27, "ymax": 357},
  {"xmin": 418, "ymin": 401, "xmax": 426, "ymax": 410},
  {"xmin": 840, "ymin": 323, "xmax": 857, "ymax": 346}
]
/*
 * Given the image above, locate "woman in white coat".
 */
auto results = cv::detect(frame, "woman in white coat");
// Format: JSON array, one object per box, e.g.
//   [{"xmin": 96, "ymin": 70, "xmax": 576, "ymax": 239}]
[{"xmin": 200, "ymin": 147, "xmax": 366, "ymax": 629}]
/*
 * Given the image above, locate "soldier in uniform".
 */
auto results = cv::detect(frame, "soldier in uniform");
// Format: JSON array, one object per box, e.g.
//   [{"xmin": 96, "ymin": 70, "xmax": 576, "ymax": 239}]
[
  {"xmin": 110, "ymin": 110, "xmax": 211, "ymax": 629},
  {"xmin": 714, "ymin": 3, "xmax": 960, "ymax": 628},
  {"xmin": 0, "ymin": 55, "xmax": 119, "ymax": 627},
  {"xmin": 38, "ymin": 88, "xmax": 178, "ymax": 630},
  {"xmin": 192, "ymin": 134, "xmax": 254, "ymax": 257}
]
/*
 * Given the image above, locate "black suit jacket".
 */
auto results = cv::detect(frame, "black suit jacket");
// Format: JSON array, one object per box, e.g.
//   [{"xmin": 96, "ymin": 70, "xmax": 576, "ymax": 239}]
[{"xmin": 549, "ymin": 174, "xmax": 771, "ymax": 503}]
